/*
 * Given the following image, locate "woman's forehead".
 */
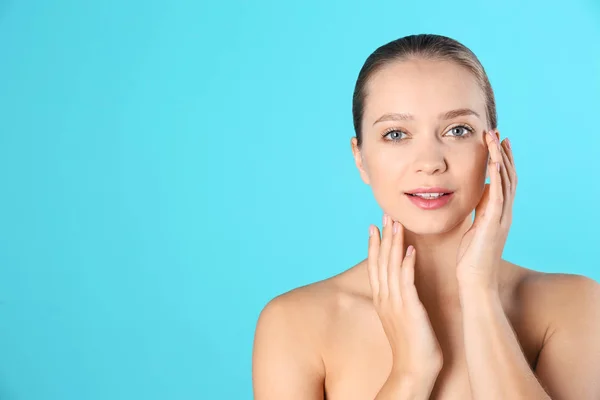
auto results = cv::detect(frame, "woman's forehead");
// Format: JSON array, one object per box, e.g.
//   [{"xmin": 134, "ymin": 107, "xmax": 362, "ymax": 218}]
[{"xmin": 363, "ymin": 59, "xmax": 486, "ymax": 123}]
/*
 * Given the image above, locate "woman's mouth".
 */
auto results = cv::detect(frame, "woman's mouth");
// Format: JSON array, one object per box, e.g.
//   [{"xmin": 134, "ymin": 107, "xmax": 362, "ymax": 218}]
[{"xmin": 404, "ymin": 189, "xmax": 454, "ymax": 210}]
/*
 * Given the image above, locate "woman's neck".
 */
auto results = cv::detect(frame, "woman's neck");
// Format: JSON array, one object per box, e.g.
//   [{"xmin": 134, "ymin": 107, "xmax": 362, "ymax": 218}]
[{"xmin": 403, "ymin": 213, "xmax": 473, "ymax": 305}]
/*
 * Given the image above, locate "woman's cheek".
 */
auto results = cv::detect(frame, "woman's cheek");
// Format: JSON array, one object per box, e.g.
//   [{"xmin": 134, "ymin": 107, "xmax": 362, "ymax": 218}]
[
  {"xmin": 457, "ymin": 141, "xmax": 488, "ymax": 175},
  {"xmin": 368, "ymin": 165, "xmax": 407, "ymax": 210}
]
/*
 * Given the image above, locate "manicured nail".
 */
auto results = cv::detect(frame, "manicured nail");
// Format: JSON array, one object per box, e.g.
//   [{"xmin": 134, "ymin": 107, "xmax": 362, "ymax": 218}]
[
  {"xmin": 393, "ymin": 221, "xmax": 398, "ymax": 234},
  {"xmin": 383, "ymin": 214, "xmax": 387, "ymax": 227},
  {"xmin": 406, "ymin": 245, "xmax": 414, "ymax": 256}
]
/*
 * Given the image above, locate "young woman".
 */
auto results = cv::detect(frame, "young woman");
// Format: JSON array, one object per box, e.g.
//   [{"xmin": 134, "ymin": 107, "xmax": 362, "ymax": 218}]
[{"xmin": 252, "ymin": 34, "xmax": 600, "ymax": 399}]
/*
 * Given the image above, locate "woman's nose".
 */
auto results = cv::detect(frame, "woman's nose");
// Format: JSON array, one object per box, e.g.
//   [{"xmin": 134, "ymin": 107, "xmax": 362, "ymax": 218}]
[{"xmin": 413, "ymin": 145, "xmax": 447, "ymax": 175}]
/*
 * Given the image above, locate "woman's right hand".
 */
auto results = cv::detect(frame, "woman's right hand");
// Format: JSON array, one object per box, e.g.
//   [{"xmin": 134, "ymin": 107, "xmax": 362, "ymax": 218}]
[{"xmin": 368, "ymin": 214, "xmax": 444, "ymax": 380}]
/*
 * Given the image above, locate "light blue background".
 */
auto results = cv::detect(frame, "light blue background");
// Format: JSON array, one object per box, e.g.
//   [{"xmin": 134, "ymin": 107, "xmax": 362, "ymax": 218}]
[{"xmin": 0, "ymin": 0, "xmax": 599, "ymax": 399}]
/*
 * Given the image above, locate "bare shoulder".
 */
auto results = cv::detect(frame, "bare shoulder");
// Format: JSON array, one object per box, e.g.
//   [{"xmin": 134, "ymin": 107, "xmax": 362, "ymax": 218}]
[
  {"xmin": 253, "ymin": 262, "xmax": 370, "ymax": 355},
  {"xmin": 514, "ymin": 266, "xmax": 599, "ymax": 303},
  {"xmin": 254, "ymin": 267, "xmax": 365, "ymax": 346},
  {"xmin": 507, "ymin": 263, "xmax": 600, "ymax": 344},
  {"xmin": 515, "ymin": 266, "xmax": 600, "ymax": 317},
  {"xmin": 252, "ymin": 269, "xmax": 364, "ymax": 399},
  {"xmin": 511, "ymin": 266, "xmax": 600, "ymax": 397}
]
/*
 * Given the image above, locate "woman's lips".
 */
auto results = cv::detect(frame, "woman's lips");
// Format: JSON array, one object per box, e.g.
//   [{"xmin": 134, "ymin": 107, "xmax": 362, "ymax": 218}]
[{"xmin": 405, "ymin": 192, "xmax": 454, "ymax": 210}]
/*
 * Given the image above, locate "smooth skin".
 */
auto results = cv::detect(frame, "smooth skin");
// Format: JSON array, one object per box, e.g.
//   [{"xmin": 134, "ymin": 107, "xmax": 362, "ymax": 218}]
[{"xmin": 252, "ymin": 58, "xmax": 600, "ymax": 399}]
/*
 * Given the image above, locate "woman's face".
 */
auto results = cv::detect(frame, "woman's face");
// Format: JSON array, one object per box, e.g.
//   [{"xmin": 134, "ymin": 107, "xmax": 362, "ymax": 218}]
[{"xmin": 351, "ymin": 58, "xmax": 493, "ymax": 235}]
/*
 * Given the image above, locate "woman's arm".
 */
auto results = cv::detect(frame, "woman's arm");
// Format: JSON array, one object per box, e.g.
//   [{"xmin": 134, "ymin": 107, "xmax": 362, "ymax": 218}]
[
  {"xmin": 374, "ymin": 369, "xmax": 438, "ymax": 399},
  {"xmin": 457, "ymin": 279, "xmax": 552, "ymax": 399},
  {"xmin": 458, "ymin": 273, "xmax": 600, "ymax": 400}
]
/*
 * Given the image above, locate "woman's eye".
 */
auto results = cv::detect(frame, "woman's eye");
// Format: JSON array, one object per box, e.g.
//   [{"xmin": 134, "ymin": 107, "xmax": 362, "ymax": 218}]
[
  {"xmin": 446, "ymin": 125, "xmax": 472, "ymax": 138},
  {"xmin": 383, "ymin": 130, "xmax": 407, "ymax": 141}
]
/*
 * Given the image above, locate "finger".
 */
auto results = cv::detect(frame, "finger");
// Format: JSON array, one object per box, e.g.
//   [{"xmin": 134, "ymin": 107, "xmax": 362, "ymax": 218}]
[
  {"xmin": 498, "ymin": 141, "xmax": 511, "ymax": 211},
  {"xmin": 473, "ymin": 183, "xmax": 490, "ymax": 226},
  {"xmin": 499, "ymin": 144, "xmax": 511, "ymax": 193},
  {"xmin": 499, "ymin": 141, "xmax": 514, "ymax": 225},
  {"xmin": 378, "ymin": 214, "xmax": 393, "ymax": 299},
  {"xmin": 400, "ymin": 245, "xmax": 420, "ymax": 305},
  {"xmin": 486, "ymin": 131, "xmax": 504, "ymax": 224},
  {"xmin": 388, "ymin": 221, "xmax": 404, "ymax": 306},
  {"xmin": 499, "ymin": 141, "xmax": 512, "ymax": 189},
  {"xmin": 504, "ymin": 138, "xmax": 516, "ymax": 168},
  {"xmin": 502, "ymin": 139, "xmax": 518, "ymax": 192},
  {"xmin": 367, "ymin": 224, "xmax": 380, "ymax": 299}
]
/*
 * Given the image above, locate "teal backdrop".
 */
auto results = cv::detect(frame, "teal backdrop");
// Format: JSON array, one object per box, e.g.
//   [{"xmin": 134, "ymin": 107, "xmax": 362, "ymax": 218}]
[{"xmin": 1, "ymin": 0, "xmax": 599, "ymax": 399}]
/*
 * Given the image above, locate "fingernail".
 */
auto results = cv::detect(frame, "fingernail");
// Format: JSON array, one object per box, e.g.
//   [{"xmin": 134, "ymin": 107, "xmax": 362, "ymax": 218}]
[
  {"xmin": 406, "ymin": 245, "xmax": 414, "ymax": 256},
  {"xmin": 383, "ymin": 214, "xmax": 387, "ymax": 227},
  {"xmin": 393, "ymin": 221, "xmax": 398, "ymax": 234}
]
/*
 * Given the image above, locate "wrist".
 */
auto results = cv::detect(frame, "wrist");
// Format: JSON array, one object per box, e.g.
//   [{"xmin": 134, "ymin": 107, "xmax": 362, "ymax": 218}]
[
  {"xmin": 456, "ymin": 272, "xmax": 499, "ymax": 294},
  {"xmin": 389, "ymin": 365, "xmax": 440, "ymax": 390},
  {"xmin": 376, "ymin": 369, "xmax": 438, "ymax": 400},
  {"xmin": 457, "ymin": 279, "xmax": 501, "ymax": 309}
]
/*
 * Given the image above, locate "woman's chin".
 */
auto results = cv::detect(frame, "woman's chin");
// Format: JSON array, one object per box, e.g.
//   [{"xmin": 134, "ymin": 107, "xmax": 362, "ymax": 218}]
[
  {"xmin": 404, "ymin": 224, "xmax": 453, "ymax": 236},
  {"xmin": 400, "ymin": 213, "xmax": 470, "ymax": 236}
]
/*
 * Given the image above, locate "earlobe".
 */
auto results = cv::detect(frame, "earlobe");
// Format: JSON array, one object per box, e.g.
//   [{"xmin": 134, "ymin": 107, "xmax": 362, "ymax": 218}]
[{"xmin": 350, "ymin": 137, "xmax": 371, "ymax": 185}]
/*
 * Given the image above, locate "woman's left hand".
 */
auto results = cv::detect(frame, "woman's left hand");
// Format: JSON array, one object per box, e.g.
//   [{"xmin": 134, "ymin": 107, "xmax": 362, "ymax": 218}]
[{"xmin": 455, "ymin": 130, "xmax": 517, "ymax": 289}]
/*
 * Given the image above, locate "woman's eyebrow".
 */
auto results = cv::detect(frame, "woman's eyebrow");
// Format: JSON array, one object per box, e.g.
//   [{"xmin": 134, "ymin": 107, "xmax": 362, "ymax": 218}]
[{"xmin": 373, "ymin": 108, "xmax": 481, "ymax": 126}]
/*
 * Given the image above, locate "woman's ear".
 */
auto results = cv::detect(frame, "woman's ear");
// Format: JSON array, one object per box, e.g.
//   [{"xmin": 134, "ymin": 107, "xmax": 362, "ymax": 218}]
[{"xmin": 350, "ymin": 137, "xmax": 371, "ymax": 185}]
